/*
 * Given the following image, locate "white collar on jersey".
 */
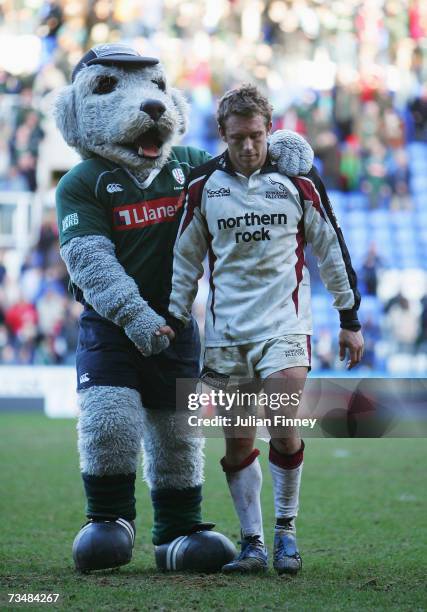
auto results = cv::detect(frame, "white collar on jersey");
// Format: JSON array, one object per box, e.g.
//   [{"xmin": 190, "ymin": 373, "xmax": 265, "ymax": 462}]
[{"xmin": 125, "ymin": 167, "xmax": 162, "ymax": 190}]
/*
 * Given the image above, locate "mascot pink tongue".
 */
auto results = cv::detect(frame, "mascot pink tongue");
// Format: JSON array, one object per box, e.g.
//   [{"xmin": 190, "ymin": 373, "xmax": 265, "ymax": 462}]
[
  {"xmin": 53, "ymin": 42, "xmax": 314, "ymax": 574},
  {"xmin": 140, "ymin": 145, "xmax": 160, "ymax": 158},
  {"xmin": 136, "ymin": 130, "xmax": 162, "ymax": 158}
]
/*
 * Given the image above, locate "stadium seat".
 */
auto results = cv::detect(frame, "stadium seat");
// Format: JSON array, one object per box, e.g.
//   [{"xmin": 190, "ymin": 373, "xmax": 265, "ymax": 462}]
[
  {"xmin": 368, "ymin": 210, "xmax": 390, "ymax": 228},
  {"xmin": 407, "ymin": 142, "xmax": 427, "ymax": 159},
  {"xmin": 346, "ymin": 211, "xmax": 368, "ymax": 228},
  {"xmin": 347, "ymin": 193, "xmax": 368, "ymax": 211},
  {"xmin": 359, "ymin": 295, "xmax": 383, "ymax": 321},
  {"xmin": 410, "ymin": 176, "xmax": 427, "ymax": 193}
]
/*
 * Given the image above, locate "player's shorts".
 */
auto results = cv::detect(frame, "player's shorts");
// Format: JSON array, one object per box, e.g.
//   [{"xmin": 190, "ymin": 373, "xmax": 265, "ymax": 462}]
[
  {"xmin": 203, "ymin": 334, "xmax": 311, "ymax": 381},
  {"xmin": 76, "ymin": 306, "xmax": 200, "ymax": 410}
]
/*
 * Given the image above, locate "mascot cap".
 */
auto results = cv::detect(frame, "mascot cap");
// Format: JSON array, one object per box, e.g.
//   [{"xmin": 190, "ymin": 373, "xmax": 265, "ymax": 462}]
[{"xmin": 72, "ymin": 43, "xmax": 159, "ymax": 82}]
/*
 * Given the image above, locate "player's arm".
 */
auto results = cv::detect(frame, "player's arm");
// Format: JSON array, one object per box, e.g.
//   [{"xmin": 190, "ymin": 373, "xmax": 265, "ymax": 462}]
[
  {"xmin": 56, "ymin": 172, "xmax": 171, "ymax": 356},
  {"xmin": 167, "ymin": 174, "xmax": 210, "ymax": 329},
  {"xmin": 157, "ymin": 148, "xmax": 212, "ymax": 339},
  {"xmin": 300, "ymin": 168, "xmax": 364, "ymax": 369}
]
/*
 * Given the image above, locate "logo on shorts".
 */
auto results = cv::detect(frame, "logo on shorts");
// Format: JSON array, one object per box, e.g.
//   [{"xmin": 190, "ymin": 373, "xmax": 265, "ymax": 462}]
[
  {"xmin": 200, "ymin": 367, "xmax": 230, "ymax": 391},
  {"xmin": 172, "ymin": 168, "xmax": 185, "ymax": 185},
  {"xmin": 283, "ymin": 347, "xmax": 305, "ymax": 358},
  {"xmin": 79, "ymin": 372, "xmax": 90, "ymax": 383},
  {"xmin": 107, "ymin": 183, "xmax": 124, "ymax": 193}
]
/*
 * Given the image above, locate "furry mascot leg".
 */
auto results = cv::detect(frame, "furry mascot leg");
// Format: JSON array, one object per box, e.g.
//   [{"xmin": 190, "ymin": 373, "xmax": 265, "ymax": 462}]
[
  {"xmin": 78, "ymin": 386, "xmax": 144, "ymax": 517},
  {"xmin": 72, "ymin": 386, "xmax": 144, "ymax": 572},
  {"xmin": 141, "ymin": 407, "xmax": 205, "ymax": 545}
]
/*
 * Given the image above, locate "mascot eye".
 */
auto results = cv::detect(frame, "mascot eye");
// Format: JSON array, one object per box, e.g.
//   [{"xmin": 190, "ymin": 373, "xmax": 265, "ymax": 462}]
[
  {"xmin": 152, "ymin": 79, "xmax": 166, "ymax": 92},
  {"xmin": 93, "ymin": 76, "xmax": 118, "ymax": 95}
]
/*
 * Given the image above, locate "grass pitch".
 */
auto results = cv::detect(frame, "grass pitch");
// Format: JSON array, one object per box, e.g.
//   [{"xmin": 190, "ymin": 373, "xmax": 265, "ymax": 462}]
[{"xmin": 0, "ymin": 413, "xmax": 426, "ymax": 611}]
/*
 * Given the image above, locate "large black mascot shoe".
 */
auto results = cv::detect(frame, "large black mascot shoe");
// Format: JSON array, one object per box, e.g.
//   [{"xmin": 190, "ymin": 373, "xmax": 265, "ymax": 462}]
[
  {"xmin": 72, "ymin": 518, "xmax": 135, "ymax": 573},
  {"xmin": 155, "ymin": 525, "xmax": 236, "ymax": 573}
]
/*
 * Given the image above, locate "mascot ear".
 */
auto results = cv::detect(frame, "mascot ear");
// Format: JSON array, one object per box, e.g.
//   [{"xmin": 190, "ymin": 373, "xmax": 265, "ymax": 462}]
[
  {"xmin": 54, "ymin": 85, "xmax": 79, "ymax": 148},
  {"xmin": 170, "ymin": 88, "xmax": 189, "ymax": 136}
]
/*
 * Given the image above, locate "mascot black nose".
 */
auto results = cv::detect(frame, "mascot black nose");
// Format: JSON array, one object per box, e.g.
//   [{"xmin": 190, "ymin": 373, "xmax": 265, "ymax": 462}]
[{"xmin": 140, "ymin": 99, "xmax": 166, "ymax": 121}]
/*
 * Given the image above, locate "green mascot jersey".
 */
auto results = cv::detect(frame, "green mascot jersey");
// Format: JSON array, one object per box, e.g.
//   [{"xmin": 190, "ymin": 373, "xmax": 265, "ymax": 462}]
[{"xmin": 56, "ymin": 146, "xmax": 210, "ymax": 315}]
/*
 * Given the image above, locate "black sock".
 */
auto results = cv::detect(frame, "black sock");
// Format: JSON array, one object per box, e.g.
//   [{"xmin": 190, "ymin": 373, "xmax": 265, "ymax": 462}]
[
  {"xmin": 82, "ymin": 472, "xmax": 136, "ymax": 521},
  {"xmin": 151, "ymin": 485, "xmax": 202, "ymax": 545}
]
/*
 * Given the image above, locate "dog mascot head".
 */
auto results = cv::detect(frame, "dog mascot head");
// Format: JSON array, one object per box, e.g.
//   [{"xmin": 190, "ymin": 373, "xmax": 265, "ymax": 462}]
[{"xmin": 54, "ymin": 43, "xmax": 188, "ymax": 181}]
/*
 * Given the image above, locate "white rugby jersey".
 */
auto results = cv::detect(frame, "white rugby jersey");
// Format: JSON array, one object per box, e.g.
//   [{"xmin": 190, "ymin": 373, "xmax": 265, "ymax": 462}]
[{"xmin": 168, "ymin": 151, "xmax": 360, "ymax": 347}]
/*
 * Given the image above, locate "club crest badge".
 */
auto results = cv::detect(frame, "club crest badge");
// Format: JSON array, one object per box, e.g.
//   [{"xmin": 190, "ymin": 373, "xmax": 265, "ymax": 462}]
[{"xmin": 172, "ymin": 168, "xmax": 185, "ymax": 185}]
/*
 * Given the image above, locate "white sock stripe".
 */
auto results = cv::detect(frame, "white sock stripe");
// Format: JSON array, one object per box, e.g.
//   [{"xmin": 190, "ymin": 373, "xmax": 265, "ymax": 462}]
[
  {"xmin": 79, "ymin": 523, "xmax": 94, "ymax": 537},
  {"xmin": 166, "ymin": 536, "xmax": 186, "ymax": 570},
  {"xmin": 116, "ymin": 518, "xmax": 135, "ymax": 545},
  {"xmin": 171, "ymin": 536, "xmax": 188, "ymax": 570},
  {"xmin": 166, "ymin": 541, "xmax": 173, "ymax": 571}
]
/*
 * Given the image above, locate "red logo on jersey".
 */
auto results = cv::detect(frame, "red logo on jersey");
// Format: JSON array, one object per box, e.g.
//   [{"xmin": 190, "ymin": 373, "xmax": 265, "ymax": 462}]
[{"xmin": 113, "ymin": 197, "xmax": 181, "ymax": 231}]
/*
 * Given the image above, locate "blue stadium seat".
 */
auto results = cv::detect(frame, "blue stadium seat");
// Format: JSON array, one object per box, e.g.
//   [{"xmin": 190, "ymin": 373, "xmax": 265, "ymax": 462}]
[
  {"xmin": 346, "ymin": 211, "xmax": 368, "ymax": 228},
  {"xmin": 368, "ymin": 210, "xmax": 390, "ymax": 228},
  {"xmin": 394, "ymin": 230, "xmax": 417, "ymax": 246},
  {"xmin": 347, "ymin": 193, "xmax": 368, "ymax": 210},
  {"xmin": 389, "ymin": 212, "xmax": 415, "ymax": 227},
  {"xmin": 410, "ymin": 176, "xmax": 427, "ymax": 193},
  {"xmin": 359, "ymin": 295, "xmax": 382, "ymax": 321},
  {"xmin": 328, "ymin": 191, "xmax": 344, "ymax": 207},
  {"xmin": 407, "ymin": 142, "xmax": 427, "ymax": 159}
]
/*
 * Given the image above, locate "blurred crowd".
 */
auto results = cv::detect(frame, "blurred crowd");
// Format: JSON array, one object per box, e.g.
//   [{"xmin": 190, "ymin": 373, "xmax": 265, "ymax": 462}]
[
  {"xmin": 0, "ymin": 0, "xmax": 426, "ymax": 371},
  {"xmin": 0, "ymin": 213, "xmax": 82, "ymax": 365}
]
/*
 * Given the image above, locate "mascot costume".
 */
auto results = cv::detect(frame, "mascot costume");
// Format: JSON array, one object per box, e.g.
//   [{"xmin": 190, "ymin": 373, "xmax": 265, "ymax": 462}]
[{"xmin": 54, "ymin": 43, "xmax": 314, "ymax": 573}]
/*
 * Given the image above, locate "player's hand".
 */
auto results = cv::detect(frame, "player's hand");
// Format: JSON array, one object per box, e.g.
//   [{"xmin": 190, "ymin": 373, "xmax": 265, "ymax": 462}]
[
  {"xmin": 339, "ymin": 329, "xmax": 364, "ymax": 370},
  {"xmin": 155, "ymin": 325, "xmax": 176, "ymax": 341}
]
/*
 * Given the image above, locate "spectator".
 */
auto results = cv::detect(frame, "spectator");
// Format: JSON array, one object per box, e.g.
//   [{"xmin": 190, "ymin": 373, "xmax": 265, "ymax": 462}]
[
  {"xmin": 384, "ymin": 293, "xmax": 420, "ymax": 352},
  {"xmin": 360, "ymin": 243, "xmax": 383, "ymax": 296},
  {"xmin": 409, "ymin": 86, "xmax": 427, "ymax": 141}
]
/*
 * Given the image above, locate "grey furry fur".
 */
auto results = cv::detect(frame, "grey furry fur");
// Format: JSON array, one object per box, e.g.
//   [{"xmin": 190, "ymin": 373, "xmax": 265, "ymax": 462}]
[
  {"xmin": 78, "ymin": 386, "xmax": 144, "ymax": 475},
  {"xmin": 141, "ymin": 408, "xmax": 205, "ymax": 489},
  {"xmin": 54, "ymin": 64, "xmax": 188, "ymax": 183},
  {"xmin": 61, "ymin": 235, "xmax": 169, "ymax": 356},
  {"xmin": 269, "ymin": 129, "xmax": 314, "ymax": 176},
  {"xmin": 78, "ymin": 385, "xmax": 204, "ymax": 489}
]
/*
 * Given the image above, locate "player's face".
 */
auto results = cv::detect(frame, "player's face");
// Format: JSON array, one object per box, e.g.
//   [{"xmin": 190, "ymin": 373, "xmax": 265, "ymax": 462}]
[{"xmin": 220, "ymin": 113, "xmax": 272, "ymax": 177}]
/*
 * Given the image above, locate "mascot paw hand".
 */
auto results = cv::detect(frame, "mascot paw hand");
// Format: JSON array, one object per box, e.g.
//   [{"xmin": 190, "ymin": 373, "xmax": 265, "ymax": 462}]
[
  {"xmin": 125, "ymin": 309, "xmax": 170, "ymax": 357},
  {"xmin": 269, "ymin": 129, "xmax": 314, "ymax": 176},
  {"xmin": 150, "ymin": 333, "xmax": 170, "ymax": 356}
]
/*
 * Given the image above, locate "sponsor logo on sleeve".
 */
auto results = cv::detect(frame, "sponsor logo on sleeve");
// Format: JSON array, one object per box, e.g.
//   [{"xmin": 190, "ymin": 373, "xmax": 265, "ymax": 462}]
[{"xmin": 62, "ymin": 212, "xmax": 79, "ymax": 232}]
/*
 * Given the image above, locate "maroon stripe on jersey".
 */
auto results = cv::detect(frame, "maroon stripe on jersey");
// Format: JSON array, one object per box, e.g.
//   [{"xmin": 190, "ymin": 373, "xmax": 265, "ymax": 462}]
[
  {"xmin": 292, "ymin": 176, "xmax": 326, "ymax": 221},
  {"xmin": 207, "ymin": 237, "xmax": 217, "ymax": 327},
  {"xmin": 306, "ymin": 335, "xmax": 312, "ymax": 365},
  {"xmin": 180, "ymin": 176, "xmax": 206, "ymax": 234},
  {"xmin": 291, "ymin": 218, "xmax": 305, "ymax": 316},
  {"xmin": 112, "ymin": 196, "xmax": 180, "ymax": 231}
]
